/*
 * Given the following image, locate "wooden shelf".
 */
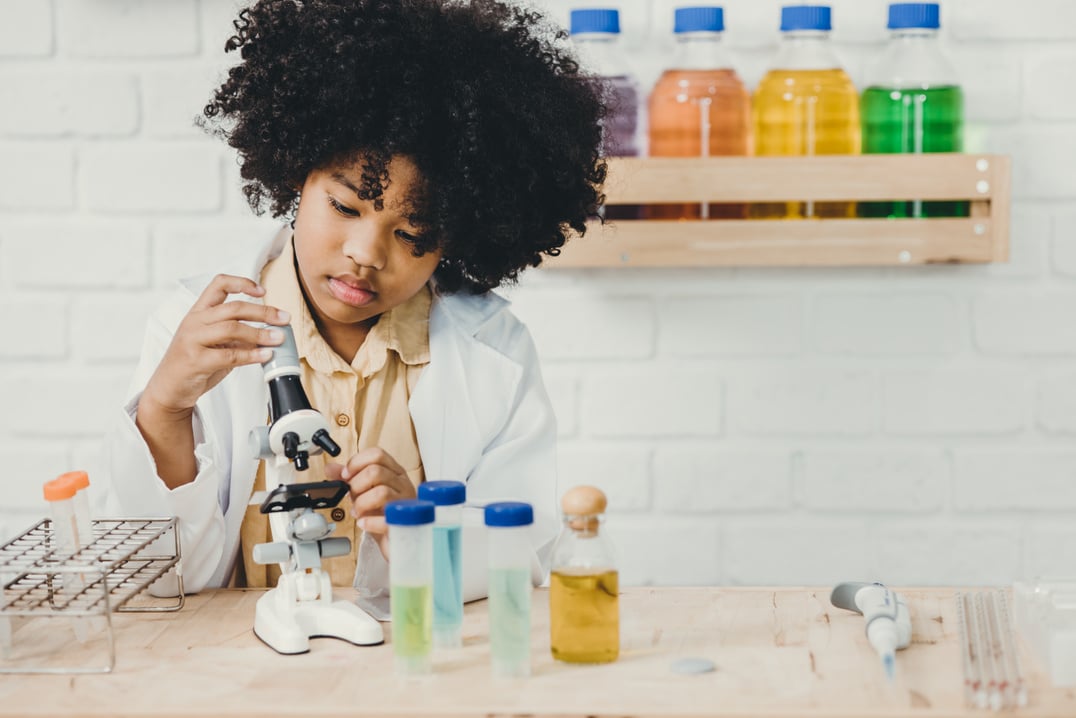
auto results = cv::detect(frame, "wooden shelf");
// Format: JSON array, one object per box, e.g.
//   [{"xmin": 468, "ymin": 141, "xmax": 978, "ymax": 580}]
[{"xmin": 551, "ymin": 154, "xmax": 1011, "ymax": 267}]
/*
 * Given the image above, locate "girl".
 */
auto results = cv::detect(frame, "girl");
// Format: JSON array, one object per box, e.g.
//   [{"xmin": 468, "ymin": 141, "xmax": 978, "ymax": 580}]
[{"xmin": 99, "ymin": 0, "xmax": 606, "ymax": 613}]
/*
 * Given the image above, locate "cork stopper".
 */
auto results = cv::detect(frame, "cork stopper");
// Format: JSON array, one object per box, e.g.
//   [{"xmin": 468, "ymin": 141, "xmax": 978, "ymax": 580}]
[
  {"xmin": 561, "ymin": 485, "xmax": 607, "ymax": 516},
  {"xmin": 561, "ymin": 486, "xmax": 606, "ymax": 533}
]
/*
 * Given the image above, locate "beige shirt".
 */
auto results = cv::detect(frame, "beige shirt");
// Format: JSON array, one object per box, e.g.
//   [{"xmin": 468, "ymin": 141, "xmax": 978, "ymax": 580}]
[{"xmin": 237, "ymin": 237, "xmax": 430, "ymax": 588}]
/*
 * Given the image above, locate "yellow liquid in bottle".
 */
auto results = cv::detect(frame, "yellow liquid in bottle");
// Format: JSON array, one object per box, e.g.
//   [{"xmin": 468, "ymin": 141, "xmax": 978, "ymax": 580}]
[
  {"xmin": 550, "ymin": 569, "xmax": 619, "ymax": 663},
  {"xmin": 751, "ymin": 68, "xmax": 860, "ymax": 219}
]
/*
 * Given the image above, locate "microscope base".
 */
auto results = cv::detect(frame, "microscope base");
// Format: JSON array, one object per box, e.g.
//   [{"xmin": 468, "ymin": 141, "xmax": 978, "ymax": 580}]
[{"xmin": 253, "ymin": 580, "xmax": 384, "ymax": 654}]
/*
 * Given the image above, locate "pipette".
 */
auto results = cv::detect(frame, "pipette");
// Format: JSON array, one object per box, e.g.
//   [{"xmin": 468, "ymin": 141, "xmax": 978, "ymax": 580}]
[
  {"xmin": 957, "ymin": 589, "xmax": 1027, "ymax": 711},
  {"xmin": 831, "ymin": 582, "xmax": 912, "ymax": 681}
]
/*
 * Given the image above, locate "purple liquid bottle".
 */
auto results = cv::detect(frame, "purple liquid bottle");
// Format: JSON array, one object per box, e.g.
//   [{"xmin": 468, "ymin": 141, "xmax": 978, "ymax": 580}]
[
  {"xmin": 600, "ymin": 74, "xmax": 640, "ymax": 157},
  {"xmin": 570, "ymin": 9, "xmax": 642, "ymax": 218}
]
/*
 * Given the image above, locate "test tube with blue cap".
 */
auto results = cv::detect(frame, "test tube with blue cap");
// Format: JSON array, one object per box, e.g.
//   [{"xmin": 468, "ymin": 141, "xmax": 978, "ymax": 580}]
[
  {"xmin": 386, "ymin": 499, "xmax": 436, "ymax": 676},
  {"xmin": 417, "ymin": 480, "xmax": 466, "ymax": 649},
  {"xmin": 485, "ymin": 501, "xmax": 533, "ymax": 677}
]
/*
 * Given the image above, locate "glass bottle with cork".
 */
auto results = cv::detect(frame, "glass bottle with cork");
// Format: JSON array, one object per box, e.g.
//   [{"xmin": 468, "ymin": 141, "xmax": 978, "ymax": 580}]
[{"xmin": 549, "ymin": 485, "xmax": 619, "ymax": 663}]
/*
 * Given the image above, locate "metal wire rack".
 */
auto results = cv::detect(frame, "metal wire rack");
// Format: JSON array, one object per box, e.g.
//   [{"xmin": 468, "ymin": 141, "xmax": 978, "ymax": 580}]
[{"xmin": 0, "ymin": 517, "xmax": 184, "ymax": 674}]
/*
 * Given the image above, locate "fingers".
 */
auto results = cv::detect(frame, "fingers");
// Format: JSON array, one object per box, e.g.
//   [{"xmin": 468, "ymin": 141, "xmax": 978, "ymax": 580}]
[
  {"xmin": 332, "ymin": 448, "xmax": 416, "ymax": 526},
  {"xmin": 191, "ymin": 274, "xmax": 266, "ymax": 311},
  {"xmin": 339, "ymin": 447, "xmax": 408, "ymax": 483},
  {"xmin": 190, "ymin": 275, "xmax": 290, "ymax": 329},
  {"xmin": 351, "ymin": 483, "xmax": 408, "ymax": 520},
  {"xmin": 212, "ymin": 345, "xmax": 275, "ymax": 368},
  {"xmin": 323, "ymin": 462, "xmax": 344, "ymax": 482},
  {"xmin": 358, "ymin": 516, "xmax": 387, "ymax": 536},
  {"xmin": 199, "ymin": 320, "xmax": 286, "ymax": 351}
]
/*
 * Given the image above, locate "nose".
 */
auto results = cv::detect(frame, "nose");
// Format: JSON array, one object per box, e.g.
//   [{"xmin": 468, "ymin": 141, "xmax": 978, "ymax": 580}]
[{"xmin": 341, "ymin": 220, "xmax": 390, "ymax": 270}]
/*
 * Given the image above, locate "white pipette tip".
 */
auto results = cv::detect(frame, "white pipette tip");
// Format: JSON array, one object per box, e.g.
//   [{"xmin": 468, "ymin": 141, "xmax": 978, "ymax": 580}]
[{"xmin": 882, "ymin": 652, "xmax": 896, "ymax": 681}]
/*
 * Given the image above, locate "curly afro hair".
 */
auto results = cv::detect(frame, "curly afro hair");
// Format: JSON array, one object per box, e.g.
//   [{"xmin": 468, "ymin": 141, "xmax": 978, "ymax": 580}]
[{"xmin": 202, "ymin": 0, "xmax": 607, "ymax": 293}]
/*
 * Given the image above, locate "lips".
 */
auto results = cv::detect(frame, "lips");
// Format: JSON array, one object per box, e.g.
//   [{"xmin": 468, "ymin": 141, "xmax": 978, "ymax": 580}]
[{"xmin": 328, "ymin": 276, "xmax": 377, "ymax": 307}]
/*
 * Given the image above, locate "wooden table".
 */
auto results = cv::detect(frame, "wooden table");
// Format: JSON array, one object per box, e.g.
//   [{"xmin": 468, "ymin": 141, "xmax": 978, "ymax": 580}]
[{"xmin": 1, "ymin": 587, "xmax": 1074, "ymax": 717}]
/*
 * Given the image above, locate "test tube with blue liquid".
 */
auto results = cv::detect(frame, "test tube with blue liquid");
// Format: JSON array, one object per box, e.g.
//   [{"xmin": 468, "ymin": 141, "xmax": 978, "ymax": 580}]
[
  {"xmin": 484, "ymin": 501, "xmax": 533, "ymax": 677},
  {"xmin": 417, "ymin": 481, "xmax": 466, "ymax": 649},
  {"xmin": 386, "ymin": 499, "xmax": 435, "ymax": 676}
]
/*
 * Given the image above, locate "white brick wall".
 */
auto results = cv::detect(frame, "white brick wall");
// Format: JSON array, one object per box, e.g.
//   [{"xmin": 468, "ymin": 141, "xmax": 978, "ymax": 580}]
[
  {"xmin": 57, "ymin": 0, "xmax": 201, "ymax": 58},
  {"xmin": 0, "ymin": 1, "xmax": 53, "ymax": 57},
  {"xmin": 0, "ymin": 70, "xmax": 139, "ymax": 137},
  {"xmin": 1, "ymin": 0, "xmax": 1074, "ymax": 589}
]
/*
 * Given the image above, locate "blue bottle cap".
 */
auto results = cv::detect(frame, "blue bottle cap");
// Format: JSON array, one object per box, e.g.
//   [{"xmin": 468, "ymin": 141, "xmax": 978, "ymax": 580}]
[
  {"xmin": 674, "ymin": 7, "xmax": 725, "ymax": 33},
  {"xmin": 570, "ymin": 8, "xmax": 620, "ymax": 34},
  {"xmin": 484, "ymin": 501, "xmax": 534, "ymax": 527},
  {"xmin": 887, "ymin": 3, "xmax": 939, "ymax": 30},
  {"xmin": 385, "ymin": 499, "xmax": 435, "ymax": 526},
  {"xmin": 780, "ymin": 5, "xmax": 832, "ymax": 31},
  {"xmin": 417, "ymin": 480, "xmax": 466, "ymax": 506}
]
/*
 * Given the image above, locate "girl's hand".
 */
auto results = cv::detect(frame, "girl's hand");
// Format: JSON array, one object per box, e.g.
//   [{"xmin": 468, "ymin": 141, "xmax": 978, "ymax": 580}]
[
  {"xmin": 141, "ymin": 274, "xmax": 290, "ymax": 418},
  {"xmin": 324, "ymin": 447, "xmax": 417, "ymax": 560}
]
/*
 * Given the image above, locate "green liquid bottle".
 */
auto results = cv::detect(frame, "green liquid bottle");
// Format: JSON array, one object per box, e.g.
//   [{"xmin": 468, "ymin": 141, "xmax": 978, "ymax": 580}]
[{"xmin": 860, "ymin": 3, "xmax": 966, "ymax": 218}]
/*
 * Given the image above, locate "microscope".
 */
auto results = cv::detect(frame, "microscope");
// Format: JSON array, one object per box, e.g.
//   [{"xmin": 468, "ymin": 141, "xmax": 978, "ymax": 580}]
[{"xmin": 248, "ymin": 324, "xmax": 384, "ymax": 654}]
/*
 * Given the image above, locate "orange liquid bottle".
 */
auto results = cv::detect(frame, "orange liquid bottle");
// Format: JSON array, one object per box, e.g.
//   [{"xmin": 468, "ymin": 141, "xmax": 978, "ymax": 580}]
[
  {"xmin": 751, "ymin": 5, "xmax": 860, "ymax": 219},
  {"xmin": 647, "ymin": 6, "xmax": 750, "ymax": 220}
]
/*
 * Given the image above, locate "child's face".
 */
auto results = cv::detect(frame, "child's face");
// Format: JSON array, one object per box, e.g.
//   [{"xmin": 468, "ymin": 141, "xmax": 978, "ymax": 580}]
[{"xmin": 292, "ymin": 156, "xmax": 441, "ymax": 341}]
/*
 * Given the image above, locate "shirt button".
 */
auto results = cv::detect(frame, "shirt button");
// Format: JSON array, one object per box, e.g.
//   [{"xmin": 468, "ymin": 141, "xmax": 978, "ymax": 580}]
[{"xmin": 335, "ymin": 413, "xmax": 350, "ymax": 427}]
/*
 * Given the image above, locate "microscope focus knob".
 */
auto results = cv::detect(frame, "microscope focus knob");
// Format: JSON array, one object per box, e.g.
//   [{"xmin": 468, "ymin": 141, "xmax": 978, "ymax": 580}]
[
  {"xmin": 249, "ymin": 427, "xmax": 273, "ymax": 460},
  {"xmin": 252, "ymin": 542, "xmax": 291, "ymax": 565}
]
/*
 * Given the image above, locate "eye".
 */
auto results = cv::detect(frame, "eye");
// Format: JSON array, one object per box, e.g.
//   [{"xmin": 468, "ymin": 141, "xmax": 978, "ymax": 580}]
[
  {"xmin": 328, "ymin": 195, "xmax": 359, "ymax": 217},
  {"xmin": 395, "ymin": 229, "xmax": 422, "ymax": 245}
]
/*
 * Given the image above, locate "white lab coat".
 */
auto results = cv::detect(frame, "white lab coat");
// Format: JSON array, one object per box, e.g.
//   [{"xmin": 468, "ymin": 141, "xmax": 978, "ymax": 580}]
[{"xmin": 97, "ymin": 228, "xmax": 558, "ymax": 613}]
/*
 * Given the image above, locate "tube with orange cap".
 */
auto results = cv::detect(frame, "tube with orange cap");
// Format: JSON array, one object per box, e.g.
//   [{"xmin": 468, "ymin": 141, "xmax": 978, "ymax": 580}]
[
  {"xmin": 64, "ymin": 471, "xmax": 93, "ymax": 547},
  {"xmin": 41, "ymin": 471, "xmax": 101, "ymax": 641},
  {"xmin": 43, "ymin": 471, "xmax": 93, "ymax": 551},
  {"xmin": 43, "ymin": 474, "xmax": 80, "ymax": 558}
]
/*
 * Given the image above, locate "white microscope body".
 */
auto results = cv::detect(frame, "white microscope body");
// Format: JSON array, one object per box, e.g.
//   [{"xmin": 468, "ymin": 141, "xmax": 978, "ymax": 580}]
[{"xmin": 248, "ymin": 325, "xmax": 384, "ymax": 654}]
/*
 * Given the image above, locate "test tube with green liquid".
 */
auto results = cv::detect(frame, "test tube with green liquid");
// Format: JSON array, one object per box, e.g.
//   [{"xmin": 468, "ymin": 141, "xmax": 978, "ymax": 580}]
[
  {"xmin": 484, "ymin": 502, "xmax": 534, "ymax": 678},
  {"xmin": 387, "ymin": 499, "xmax": 435, "ymax": 676}
]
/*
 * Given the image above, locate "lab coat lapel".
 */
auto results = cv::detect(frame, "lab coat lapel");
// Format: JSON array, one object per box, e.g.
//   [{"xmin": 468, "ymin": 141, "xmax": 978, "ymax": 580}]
[{"xmin": 410, "ymin": 291, "xmax": 522, "ymax": 483}]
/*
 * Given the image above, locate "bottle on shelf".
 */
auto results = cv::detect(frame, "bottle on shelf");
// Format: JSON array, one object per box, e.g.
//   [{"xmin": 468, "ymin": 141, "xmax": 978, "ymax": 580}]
[
  {"xmin": 751, "ymin": 4, "xmax": 860, "ymax": 219},
  {"xmin": 647, "ymin": 5, "xmax": 751, "ymax": 220},
  {"xmin": 549, "ymin": 485, "xmax": 619, "ymax": 664},
  {"xmin": 569, "ymin": 7, "xmax": 642, "ymax": 220},
  {"xmin": 860, "ymin": 2, "xmax": 966, "ymax": 218}
]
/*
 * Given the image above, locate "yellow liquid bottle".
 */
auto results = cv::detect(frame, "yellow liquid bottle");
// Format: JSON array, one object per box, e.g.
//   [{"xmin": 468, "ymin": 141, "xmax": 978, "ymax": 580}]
[
  {"xmin": 751, "ymin": 6, "xmax": 860, "ymax": 219},
  {"xmin": 549, "ymin": 486, "xmax": 619, "ymax": 664},
  {"xmin": 550, "ymin": 569, "xmax": 619, "ymax": 663}
]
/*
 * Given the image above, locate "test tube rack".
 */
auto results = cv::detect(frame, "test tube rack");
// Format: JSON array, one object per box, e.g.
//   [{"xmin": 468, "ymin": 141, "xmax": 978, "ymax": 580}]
[{"xmin": 0, "ymin": 517, "xmax": 183, "ymax": 674}]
